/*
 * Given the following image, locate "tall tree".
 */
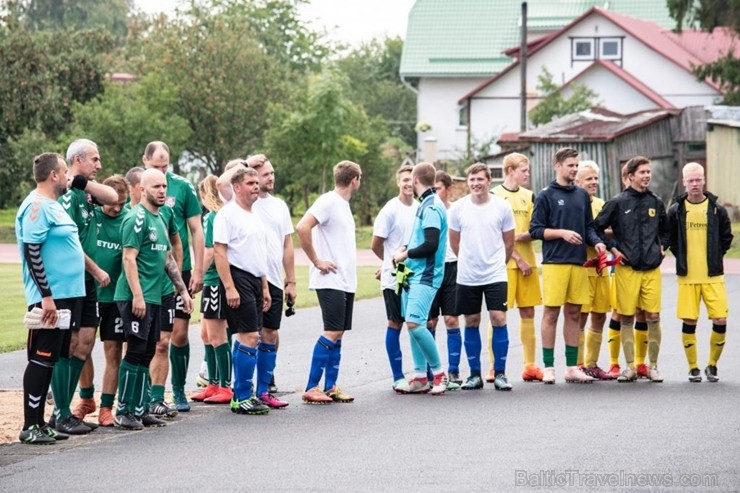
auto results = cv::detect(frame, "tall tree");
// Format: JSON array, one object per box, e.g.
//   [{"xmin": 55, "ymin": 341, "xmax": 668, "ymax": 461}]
[
  {"xmin": 17, "ymin": 0, "xmax": 132, "ymax": 38},
  {"xmin": 668, "ymin": 0, "xmax": 740, "ymax": 104}
]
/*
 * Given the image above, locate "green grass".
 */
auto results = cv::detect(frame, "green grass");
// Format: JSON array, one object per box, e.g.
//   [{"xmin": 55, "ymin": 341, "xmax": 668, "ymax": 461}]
[
  {"xmin": 0, "ymin": 264, "xmax": 382, "ymax": 353},
  {"xmin": 0, "ymin": 207, "xmax": 17, "ymax": 243},
  {"xmin": 727, "ymin": 222, "xmax": 740, "ymax": 258}
]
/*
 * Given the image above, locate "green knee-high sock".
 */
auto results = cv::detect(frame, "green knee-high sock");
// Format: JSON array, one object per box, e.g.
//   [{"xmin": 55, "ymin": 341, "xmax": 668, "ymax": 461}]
[
  {"xmin": 214, "ymin": 343, "xmax": 231, "ymax": 387},
  {"xmin": 117, "ymin": 360, "xmax": 138, "ymax": 415},
  {"xmin": 204, "ymin": 344, "xmax": 216, "ymax": 384},
  {"xmin": 68, "ymin": 356, "xmax": 86, "ymax": 405},
  {"xmin": 134, "ymin": 366, "xmax": 149, "ymax": 417},
  {"xmin": 150, "ymin": 384, "xmax": 165, "ymax": 404},
  {"xmin": 169, "ymin": 343, "xmax": 190, "ymax": 391},
  {"xmin": 51, "ymin": 357, "xmax": 71, "ymax": 419}
]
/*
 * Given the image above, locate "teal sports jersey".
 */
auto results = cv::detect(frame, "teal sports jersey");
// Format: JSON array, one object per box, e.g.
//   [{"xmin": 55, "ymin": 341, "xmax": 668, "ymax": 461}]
[
  {"xmin": 202, "ymin": 211, "xmax": 220, "ymax": 287},
  {"xmin": 405, "ymin": 191, "xmax": 447, "ymax": 289},
  {"xmin": 114, "ymin": 204, "xmax": 170, "ymax": 305},
  {"xmin": 94, "ymin": 208, "xmax": 125, "ymax": 303},
  {"xmin": 164, "ymin": 171, "xmax": 202, "ymax": 272},
  {"xmin": 16, "ymin": 192, "xmax": 85, "ymax": 304},
  {"xmin": 59, "ymin": 187, "xmax": 97, "ymax": 280},
  {"xmin": 159, "ymin": 205, "xmax": 178, "ymax": 297}
]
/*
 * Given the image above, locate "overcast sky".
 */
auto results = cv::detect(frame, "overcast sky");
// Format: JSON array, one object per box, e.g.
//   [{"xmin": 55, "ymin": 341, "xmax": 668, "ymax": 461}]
[{"xmin": 135, "ymin": 0, "xmax": 416, "ymax": 46}]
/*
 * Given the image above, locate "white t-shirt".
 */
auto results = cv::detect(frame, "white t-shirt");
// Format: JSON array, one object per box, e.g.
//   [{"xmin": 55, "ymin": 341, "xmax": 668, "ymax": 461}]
[
  {"xmin": 213, "ymin": 201, "xmax": 267, "ymax": 278},
  {"xmin": 306, "ymin": 191, "xmax": 357, "ymax": 292},
  {"xmin": 442, "ymin": 201, "xmax": 458, "ymax": 263},
  {"xmin": 254, "ymin": 194, "xmax": 294, "ymax": 289},
  {"xmin": 448, "ymin": 194, "xmax": 515, "ymax": 286},
  {"xmin": 372, "ymin": 197, "xmax": 418, "ymax": 290}
]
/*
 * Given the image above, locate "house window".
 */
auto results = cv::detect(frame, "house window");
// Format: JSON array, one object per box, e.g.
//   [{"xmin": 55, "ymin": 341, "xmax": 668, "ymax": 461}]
[
  {"xmin": 458, "ymin": 105, "xmax": 468, "ymax": 127},
  {"xmin": 600, "ymin": 38, "xmax": 621, "ymax": 59},
  {"xmin": 572, "ymin": 39, "xmax": 594, "ymax": 60}
]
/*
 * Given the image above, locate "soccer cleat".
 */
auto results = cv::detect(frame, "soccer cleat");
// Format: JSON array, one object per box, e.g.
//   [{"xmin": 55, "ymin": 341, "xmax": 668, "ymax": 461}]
[
  {"xmin": 705, "ymin": 365, "xmax": 719, "ymax": 383},
  {"xmin": 98, "ymin": 407, "xmax": 115, "ymax": 427},
  {"xmin": 139, "ymin": 412, "xmax": 167, "ymax": 427},
  {"xmin": 149, "ymin": 401, "xmax": 178, "ymax": 419},
  {"xmin": 485, "ymin": 368, "xmax": 496, "ymax": 383},
  {"xmin": 55, "ymin": 414, "xmax": 92, "ymax": 435},
  {"xmin": 430, "ymin": 372, "xmax": 448, "ymax": 395},
  {"xmin": 172, "ymin": 389, "xmax": 191, "ymax": 412},
  {"xmin": 326, "ymin": 386, "xmax": 355, "ymax": 403},
  {"xmin": 617, "ymin": 368, "xmax": 637, "ymax": 383},
  {"xmin": 448, "ymin": 372, "xmax": 463, "ymax": 385},
  {"xmin": 19, "ymin": 425, "xmax": 56, "ymax": 445},
  {"xmin": 259, "ymin": 392, "xmax": 289, "ymax": 409},
  {"xmin": 302, "ymin": 386, "xmax": 334, "ymax": 404},
  {"xmin": 585, "ymin": 365, "xmax": 615, "ymax": 381},
  {"xmin": 191, "ymin": 384, "xmax": 219, "ymax": 402},
  {"xmin": 196, "ymin": 361, "xmax": 208, "ymax": 388},
  {"xmin": 113, "ymin": 411, "xmax": 144, "ymax": 431},
  {"xmin": 204, "ymin": 386, "xmax": 233, "ymax": 404},
  {"xmin": 234, "ymin": 396, "xmax": 270, "ymax": 415},
  {"xmin": 542, "ymin": 367, "xmax": 556, "ymax": 384},
  {"xmin": 564, "ymin": 366, "xmax": 594, "ymax": 383},
  {"xmin": 40, "ymin": 425, "xmax": 68, "ymax": 441},
  {"xmin": 688, "ymin": 368, "xmax": 702, "ymax": 383},
  {"xmin": 393, "ymin": 378, "xmax": 411, "ymax": 394},
  {"xmin": 406, "ymin": 376, "xmax": 431, "ymax": 394},
  {"xmin": 636, "ymin": 363, "xmax": 649, "ymax": 379},
  {"xmin": 268, "ymin": 374, "xmax": 278, "ymax": 394},
  {"xmin": 446, "ymin": 381, "xmax": 461, "ymax": 391},
  {"xmin": 648, "ymin": 366, "xmax": 664, "ymax": 382},
  {"xmin": 461, "ymin": 375, "xmax": 484, "ymax": 390},
  {"xmin": 493, "ymin": 373, "xmax": 513, "ymax": 391},
  {"xmin": 607, "ymin": 364, "xmax": 621, "ymax": 378},
  {"xmin": 72, "ymin": 397, "xmax": 97, "ymax": 421},
  {"xmin": 522, "ymin": 365, "xmax": 544, "ymax": 382}
]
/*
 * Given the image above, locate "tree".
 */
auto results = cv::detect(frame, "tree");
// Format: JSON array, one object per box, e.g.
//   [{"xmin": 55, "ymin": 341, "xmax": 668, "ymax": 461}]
[
  {"xmin": 529, "ymin": 66, "xmax": 599, "ymax": 126},
  {"xmin": 668, "ymin": 0, "xmax": 740, "ymax": 104},
  {"xmin": 16, "ymin": 0, "xmax": 132, "ymax": 38}
]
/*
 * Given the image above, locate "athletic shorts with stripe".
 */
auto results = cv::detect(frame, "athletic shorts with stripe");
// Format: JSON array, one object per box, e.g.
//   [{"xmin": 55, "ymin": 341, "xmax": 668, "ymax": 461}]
[
  {"xmin": 201, "ymin": 284, "xmax": 226, "ymax": 320},
  {"xmin": 99, "ymin": 302, "xmax": 124, "ymax": 341},
  {"xmin": 26, "ymin": 297, "xmax": 81, "ymax": 366}
]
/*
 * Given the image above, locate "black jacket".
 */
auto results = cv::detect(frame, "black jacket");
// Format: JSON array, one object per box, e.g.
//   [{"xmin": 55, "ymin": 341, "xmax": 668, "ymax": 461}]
[
  {"xmin": 666, "ymin": 191, "xmax": 733, "ymax": 277},
  {"xmin": 593, "ymin": 187, "xmax": 669, "ymax": 271}
]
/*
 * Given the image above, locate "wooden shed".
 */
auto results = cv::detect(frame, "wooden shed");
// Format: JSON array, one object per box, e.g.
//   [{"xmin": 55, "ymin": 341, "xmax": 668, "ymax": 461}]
[{"xmin": 706, "ymin": 111, "xmax": 740, "ymax": 212}]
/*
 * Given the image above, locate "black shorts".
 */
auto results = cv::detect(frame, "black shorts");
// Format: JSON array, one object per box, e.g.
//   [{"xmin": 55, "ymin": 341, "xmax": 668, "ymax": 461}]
[
  {"xmin": 262, "ymin": 282, "xmax": 284, "ymax": 330},
  {"xmin": 223, "ymin": 266, "xmax": 263, "ymax": 334},
  {"xmin": 456, "ymin": 282, "xmax": 508, "ymax": 315},
  {"xmin": 175, "ymin": 270, "xmax": 192, "ymax": 320},
  {"xmin": 80, "ymin": 279, "xmax": 100, "ymax": 329},
  {"xmin": 316, "ymin": 289, "xmax": 355, "ymax": 332},
  {"xmin": 160, "ymin": 292, "xmax": 176, "ymax": 332},
  {"xmin": 382, "ymin": 289, "xmax": 404, "ymax": 324},
  {"xmin": 26, "ymin": 297, "xmax": 81, "ymax": 365},
  {"xmin": 429, "ymin": 261, "xmax": 460, "ymax": 318},
  {"xmin": 117, "ymin": 301, "xmax": 162, "ymax": 342},
  {"xmin": 201, "ymin": 284, "xmax": 225, "ymax": 320},
  {"xmin": 99, "ymin": 302, "xmax": 124, "ymax": 342}
]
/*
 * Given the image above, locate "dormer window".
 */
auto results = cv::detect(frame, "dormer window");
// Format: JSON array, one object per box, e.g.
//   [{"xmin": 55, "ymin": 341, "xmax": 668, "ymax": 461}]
[
  {"xmin": 573, "ymin": 39, "xmax": 594, "ymax": 60},
  {"xmin": 600, "ymin": 38, "xmax": 621, "ymax": 59},
  {"xmin": 570, "ymin": 36, "xmax": 624, "ymax": 65}
]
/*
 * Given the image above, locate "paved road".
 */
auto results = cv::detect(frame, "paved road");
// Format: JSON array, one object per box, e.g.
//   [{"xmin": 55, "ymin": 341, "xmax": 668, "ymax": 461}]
[{"xmin": 1, "ymin": 274, "xmax": 739, "ymax": 492}]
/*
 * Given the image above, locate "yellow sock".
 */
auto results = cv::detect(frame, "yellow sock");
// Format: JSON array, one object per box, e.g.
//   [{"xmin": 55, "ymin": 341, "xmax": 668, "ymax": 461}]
[
  {"xmin": 620, "ymin": 322, "xmax": 635, "ymax": 370},
  {"xmin": 634, "ymin": 324, "xmax": 648, "ymax": 365},
  {"xmin": 647, "ymin": 320, "xmax": 661, "ymax": 366},
  {"xmin": 584, "ymin": 329, "xmax": 602, "ymax": 368},
  {"xmin": 576, "ymin": 330, "xmax": 585, "ymax": 366},
  {"xmin": 487, "ymin": 323, "xmax": 494, "ymax": 371},
  {"xmin": 682, "ymin": 333, "xmax": 698, "ymax": 369},
  {"xmin": 608, "ymin": 327, "xmax": 621, "ymax": 366},
  {"xmin": 519, "ymin": 318, "xmax": 536, "ymax": 367},
  {"xmin": 708, "ymin": 329, "xmax": 726, "ymax": 366}
]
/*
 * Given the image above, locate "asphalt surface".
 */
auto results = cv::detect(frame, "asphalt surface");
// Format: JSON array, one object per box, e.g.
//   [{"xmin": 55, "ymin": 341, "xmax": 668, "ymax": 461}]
[{"xmin": 1, "ymin": 274, "xmax": 739, "ymax": 492}]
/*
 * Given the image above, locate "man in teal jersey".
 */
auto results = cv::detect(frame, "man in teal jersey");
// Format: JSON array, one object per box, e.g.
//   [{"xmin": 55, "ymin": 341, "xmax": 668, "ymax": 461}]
[
  {"xmin": 391, "ymin": 162, "xmax": 449, "ymax": 396},
  {"xmin": 142, "ymin": 141, "xmax": 203, "ymax": 412},
  {"xmin": 113, "ymin": 169, "xmax": 193, "ymax": 429},
  {"xmin": 16, "ymin": 153, "xmax": 85, "ymax": 444},
  {"xmin": 54, "ymin": 139, "xmax": 118, "ymax": 435},
  {"xmin": 93, "ymin": 175, "xmax": 129, "ymax": 427}
]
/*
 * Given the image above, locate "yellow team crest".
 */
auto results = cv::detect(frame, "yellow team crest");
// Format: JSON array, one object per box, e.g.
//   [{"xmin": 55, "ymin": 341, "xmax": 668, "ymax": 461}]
[{"xmin": 648, "ymin": 208, "xmax": 656, "ymax": 217}]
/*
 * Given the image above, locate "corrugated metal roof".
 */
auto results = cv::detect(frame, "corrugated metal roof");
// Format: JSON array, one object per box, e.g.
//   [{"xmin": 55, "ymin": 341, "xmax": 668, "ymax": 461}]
[{"xmin": 400, "ymin": 0, "xmax": 678, "ymax": 77}]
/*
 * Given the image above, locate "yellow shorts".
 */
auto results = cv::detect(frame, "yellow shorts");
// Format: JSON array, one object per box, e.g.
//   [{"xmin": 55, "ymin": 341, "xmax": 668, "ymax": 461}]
[
  {"xmin": 542, "ymin": 264, "xmax": 589, "ymax": 307},
  {"xmin": 614, "ymin": 265, "xmax": 661, "ymax": 316},
  {"xmin": 506, "ymin": 268, "xmax": 542, "ymax": 309},
  {"xmin": 676, "ymin": 282, "xmax": 728, "ymax": 320},
  {"xmin": 581, "ymin": 275, "xmax": 611, "ymax": 314}
]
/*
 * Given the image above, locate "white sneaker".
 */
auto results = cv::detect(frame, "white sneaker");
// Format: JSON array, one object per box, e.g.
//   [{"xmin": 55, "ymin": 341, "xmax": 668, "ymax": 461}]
[
  {"xmin": 564, "ymin": 366, "xmax": 594, "ymax": 383},
  {"xmin": 542, "ymin": 367, "xmax": 556, "ymax": 384},
  {"xmin": 393, "ymin": 378, "xmax": 410, "ymax": 394},
  {"xmin": 430, "ymin": 371, "xmax": 448, "ymax": 395},
  {"xmin": 648, "ymin": 366, "xmax": 664, "ymax": 383}
]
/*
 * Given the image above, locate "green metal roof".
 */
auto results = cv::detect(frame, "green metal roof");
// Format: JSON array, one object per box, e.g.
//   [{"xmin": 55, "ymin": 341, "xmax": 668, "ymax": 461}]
[{"xmin": 400, "ymin": 0, "xmax": 679, "ymax": 77}]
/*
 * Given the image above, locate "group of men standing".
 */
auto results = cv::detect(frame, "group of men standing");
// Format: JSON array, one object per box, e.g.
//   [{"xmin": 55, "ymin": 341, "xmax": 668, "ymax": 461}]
[{"xmin": 15, "ymin": 139, "xmax": 732, "ymax": 444}]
